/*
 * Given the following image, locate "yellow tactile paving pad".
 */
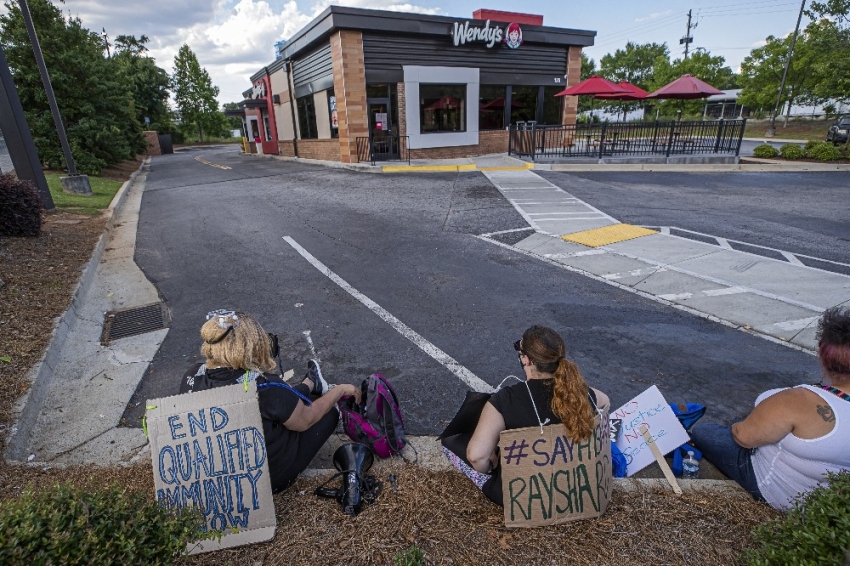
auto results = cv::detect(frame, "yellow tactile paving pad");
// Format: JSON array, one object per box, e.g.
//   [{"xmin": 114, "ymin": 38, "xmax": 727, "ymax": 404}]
[{"xmin": 562, "ymin": 224, "xmax": 657, "ymax": 248}]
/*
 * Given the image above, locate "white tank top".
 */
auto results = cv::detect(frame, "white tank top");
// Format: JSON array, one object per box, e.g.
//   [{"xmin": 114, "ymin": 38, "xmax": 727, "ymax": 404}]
[{"xmin": 751, "ymin": 385, "xmax": 850, "ymax": 510}]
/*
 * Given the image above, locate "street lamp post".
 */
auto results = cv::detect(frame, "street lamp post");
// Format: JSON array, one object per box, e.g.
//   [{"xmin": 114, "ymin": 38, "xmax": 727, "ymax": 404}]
[
  {"xmin": 18, "ymin": 0, "xmax": 91, "ymax": 194},
  {"xmin": 766, "ymin": 0, "xmax": 807, "ymax": 137}
]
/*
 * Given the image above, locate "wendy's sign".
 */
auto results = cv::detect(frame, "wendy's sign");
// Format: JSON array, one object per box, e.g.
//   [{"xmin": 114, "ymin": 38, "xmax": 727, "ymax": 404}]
[{"xmin": 451, "ymin": 20, "xmax": 523, "ymax": 49}]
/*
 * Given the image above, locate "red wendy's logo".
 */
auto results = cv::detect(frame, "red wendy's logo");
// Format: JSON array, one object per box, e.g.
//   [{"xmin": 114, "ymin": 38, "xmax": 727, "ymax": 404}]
[{"xmin": 504, "ymin": 22, "xmax": 523, "ymax": 49}]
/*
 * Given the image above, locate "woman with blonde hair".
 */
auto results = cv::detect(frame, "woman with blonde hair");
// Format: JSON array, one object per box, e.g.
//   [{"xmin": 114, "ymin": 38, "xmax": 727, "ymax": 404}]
[
  {"xmin": 180, "ymin": 309, "xmax": 360, "ymax": 493},
  {"xmin": 463, "ymin": 325, "xmax": 605, "ymax": 506}
]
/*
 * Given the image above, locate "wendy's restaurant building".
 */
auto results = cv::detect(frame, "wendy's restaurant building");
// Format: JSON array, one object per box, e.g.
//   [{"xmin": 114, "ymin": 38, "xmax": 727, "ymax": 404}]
[{"xmin": 237, "ymin": 6, "xmax": 595, "ymax": 164}]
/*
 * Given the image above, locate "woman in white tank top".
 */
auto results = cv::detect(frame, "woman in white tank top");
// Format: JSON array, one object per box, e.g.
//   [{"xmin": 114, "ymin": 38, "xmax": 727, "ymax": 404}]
[{"xmin": 691, "ymin": 307, "xmax": 850, "ymax": 510}]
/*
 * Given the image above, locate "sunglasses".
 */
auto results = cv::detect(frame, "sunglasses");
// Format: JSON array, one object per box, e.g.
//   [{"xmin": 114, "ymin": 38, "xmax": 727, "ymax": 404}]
[{"xmin": 513, "ymin": 340, "xmax": 523, "ymax": 354}]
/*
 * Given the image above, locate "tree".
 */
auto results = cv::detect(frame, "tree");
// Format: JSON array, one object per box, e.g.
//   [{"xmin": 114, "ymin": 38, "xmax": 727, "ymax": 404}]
[
  {"xmin": 171, "ymin": 44, "xmax": 224, "ymax": 141},
  {"xmin": 0, "ymin": 0, "xmax": 144, "ymax": 174},
  {"xmin": 112, "ymin": 35, "xmax": 173, "ymax": 133},
  {"xmin": 800, "ymin": 12, "xmax": 850, "ymax": 105},
  {"xmin": 599, "ymin": 42, "xmax": 670, "ymax": 91},
  {"xmin": 739, "ymin": 31, "xmax": 817, "ymax": 123},
  {"xmin": 578, "ymin": 52, "xmax": 596, "ymax": 113}
]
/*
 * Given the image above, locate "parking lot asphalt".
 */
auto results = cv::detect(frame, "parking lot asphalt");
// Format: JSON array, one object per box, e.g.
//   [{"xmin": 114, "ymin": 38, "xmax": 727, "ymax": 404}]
[{"xmin": 8, "ymin": 148, "xmax": 840, "ymax": 477}]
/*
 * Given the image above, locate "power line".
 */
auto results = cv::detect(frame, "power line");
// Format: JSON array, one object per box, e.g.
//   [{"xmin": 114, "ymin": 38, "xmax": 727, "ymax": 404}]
[
  {"xmin": 594, "ymin": 12, "xmax": 683, "ymax": 44},
  {"xmin": 595, "ymin": 18, "xmax": 683, "ymax": 48}
]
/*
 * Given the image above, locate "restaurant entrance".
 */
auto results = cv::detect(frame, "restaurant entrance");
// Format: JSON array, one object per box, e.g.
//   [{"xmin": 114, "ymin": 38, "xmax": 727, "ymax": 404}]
[{"xmin": 366, "ymin": 84, "xmax": 400, "ymax": 161}]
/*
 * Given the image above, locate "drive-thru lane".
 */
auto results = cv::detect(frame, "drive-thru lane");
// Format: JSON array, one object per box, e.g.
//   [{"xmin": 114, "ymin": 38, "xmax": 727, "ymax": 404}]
[{"xmin": 122, "ymin": 147, "xmax": 817, "ymax": 434}]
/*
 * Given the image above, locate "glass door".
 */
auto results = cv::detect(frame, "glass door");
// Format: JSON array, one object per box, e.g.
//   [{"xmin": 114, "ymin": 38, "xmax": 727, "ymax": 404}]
[{"xmin": 368, "ymin": 99, "xmax": 396, "ymax": 160}]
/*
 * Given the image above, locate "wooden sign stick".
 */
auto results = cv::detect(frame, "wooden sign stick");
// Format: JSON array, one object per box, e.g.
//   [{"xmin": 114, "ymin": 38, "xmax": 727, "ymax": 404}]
[{"xmin": 639, "ymin": 424, "xmax": 682, "ymax": 495}]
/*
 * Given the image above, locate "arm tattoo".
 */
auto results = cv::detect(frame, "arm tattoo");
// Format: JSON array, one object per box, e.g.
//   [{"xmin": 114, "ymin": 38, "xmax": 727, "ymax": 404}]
[{"xmin": 816, "ymin": 404, "xmax": 836, "ymax": 423}]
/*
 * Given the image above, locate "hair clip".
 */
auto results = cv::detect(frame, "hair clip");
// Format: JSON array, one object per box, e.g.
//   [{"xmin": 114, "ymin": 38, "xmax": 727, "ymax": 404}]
[{"xmin": 206, "ymin": 309, "xmax": 239, "ymax": 329}]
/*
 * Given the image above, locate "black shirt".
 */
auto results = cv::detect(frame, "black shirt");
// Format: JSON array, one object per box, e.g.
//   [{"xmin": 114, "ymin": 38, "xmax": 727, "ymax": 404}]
[
  {"xmin": 180, "ymin": 363, "xmax": 301, "ymax": 492},
  {"xmin": 488, "ymin": 378, "xmax": 597, "ymax": 429}
]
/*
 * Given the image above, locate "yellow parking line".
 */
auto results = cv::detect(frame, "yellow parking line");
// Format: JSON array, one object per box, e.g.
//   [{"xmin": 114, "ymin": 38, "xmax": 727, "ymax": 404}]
[
  {"xmin": 194, "ymin": 156, "xmax": 231, "ymax": 170},
  {"xmin": 562, "ymin": 224, "xmax": 657, "ymax": 248}
]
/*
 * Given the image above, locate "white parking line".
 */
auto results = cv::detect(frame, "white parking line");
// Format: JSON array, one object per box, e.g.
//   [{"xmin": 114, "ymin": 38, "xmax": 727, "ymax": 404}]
[
  {"xmin": 780, "ymin": 251, "xmax": 806, "ymax": 267},
  {"xmin": 283, "ymin": 237, "xmax": 493, "ymax": 393},
  {"xmin": 703, "ymin": 287, "xmax": 749, "ymax": 297},
  {"xmin": 658, "ymin": 293, "xmax": 693, "ymax": 301},
  {"xmin": 774, "ymin": 316, "xmax": 820, "ymax": 332}
]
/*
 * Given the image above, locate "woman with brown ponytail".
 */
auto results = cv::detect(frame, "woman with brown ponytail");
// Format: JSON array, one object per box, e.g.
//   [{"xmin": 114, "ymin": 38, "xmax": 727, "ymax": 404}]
[{"xmin": 464, "ymin": 325, "xmax": 606, "ymax": 506}]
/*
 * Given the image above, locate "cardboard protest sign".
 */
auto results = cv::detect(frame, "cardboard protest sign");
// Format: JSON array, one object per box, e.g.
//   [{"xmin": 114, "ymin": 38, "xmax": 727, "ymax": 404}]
[
  {"xmin": 146, "ymin": 382, "xmax": 276, "ymax": 553},
  {"xmin": 612, "ymin": 385, "xmax": 689, "ymax": 477},
  {"xmin": 500, "ymin": 391, "xmax": 612, "ymax": 528}
]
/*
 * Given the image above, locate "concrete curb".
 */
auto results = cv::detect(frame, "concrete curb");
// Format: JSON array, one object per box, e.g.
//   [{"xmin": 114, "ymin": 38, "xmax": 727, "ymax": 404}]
[{"xmin": 5, "ymin": 159, "xmax": 148, "ymax": 462}]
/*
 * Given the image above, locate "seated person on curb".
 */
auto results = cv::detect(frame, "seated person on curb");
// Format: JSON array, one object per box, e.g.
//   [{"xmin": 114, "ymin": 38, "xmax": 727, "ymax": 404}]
[
  {"xmin": 180, "ymin": 310, "xmax": 360, "ymax": 493},
  {"xmin": 461, "ymin": 325, "xmax": 605, "ymax": 506},
  {"xmin": 691, "ymin": 306, "xmax": 850, "ymax": 511}
]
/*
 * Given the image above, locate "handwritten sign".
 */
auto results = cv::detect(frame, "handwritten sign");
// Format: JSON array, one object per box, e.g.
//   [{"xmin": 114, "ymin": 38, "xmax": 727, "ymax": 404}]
[
  {"xmin": 612, "ymin": 385, "xmax": 689, "ymax": 476},
  {"xmin": 146, "ymin": 383, "xmax": 276, "ymax": 553},
  {"xmin": 499, "ymin": 390, "xmax": 612, "ymax": 527}
]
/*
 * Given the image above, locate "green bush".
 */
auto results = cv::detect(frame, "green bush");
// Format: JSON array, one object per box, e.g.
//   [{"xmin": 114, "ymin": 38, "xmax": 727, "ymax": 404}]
[
  {"xmin": 752, "ymin": 144, "xmax": 779, "ymax": 158},
  {"xmin": 807, "ymin": 142, "xmax": 842, "ymax": 161},
  {"xmin": 395, "ymin": 545, "xmax": 425, "ymax": 566},
  {"xmin": 744, "ymin": 471, "xmax": 850, "ymax": 565},
  {"xmin": 804, "ymin": 139, "xmax": 820, "ymax": 153},
  {"xmin": 0, "ymin": 175, "xmax": 42, "ymax": 237},
  {"xmin": 0, "ymin": 483, "xmax": 212, "ymax": 565},
  {"xmin": 779, "ymin": 144, "xmax": 805, "ymax": 159}
]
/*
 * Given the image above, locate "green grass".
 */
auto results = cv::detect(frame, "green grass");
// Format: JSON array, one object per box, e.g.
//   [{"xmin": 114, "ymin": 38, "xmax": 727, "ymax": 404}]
[
  {"xmin": 45, "ymin": 173, "xmax": 123, "ymax": 215},
  {"xmin": 743, "ymin": 118, "xmax": 834, "ymax": 142}
]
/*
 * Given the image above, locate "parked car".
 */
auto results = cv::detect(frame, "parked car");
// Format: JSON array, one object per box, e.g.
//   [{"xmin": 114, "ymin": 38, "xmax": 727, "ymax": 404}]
[{"xmin": 826, "ymin": 115, "xmax": 850, "ymax": 144}]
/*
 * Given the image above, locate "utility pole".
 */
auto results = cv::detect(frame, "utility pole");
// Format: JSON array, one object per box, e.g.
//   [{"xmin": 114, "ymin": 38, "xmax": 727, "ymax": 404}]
[
  {"xmin": 18, "ymin": 0, "xmax": 91, "ymax": 194},
  {"xmin": 766, "ymin": 0, "xmax": 806, "ymax": 137},
  {"xmin": 681, "ymin": 10, "xmax": 694, "ymax": 59},
  {"xmin": 101, "ymin": 28, "xmax": 110, "ymax": 57}
]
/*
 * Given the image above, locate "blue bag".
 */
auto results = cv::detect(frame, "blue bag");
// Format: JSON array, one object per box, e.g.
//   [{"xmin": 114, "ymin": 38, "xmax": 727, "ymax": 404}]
[{"xmin": 668, "ymin": 402, "xmax": 706, "ymax": 476}]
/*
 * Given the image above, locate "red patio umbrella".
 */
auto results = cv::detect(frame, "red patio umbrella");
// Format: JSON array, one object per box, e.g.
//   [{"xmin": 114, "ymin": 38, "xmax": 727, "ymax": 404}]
[
  {"xmin": 594, "ymin": 81, "xmax": 649, "ymax": 101},
  {"xmin": 424, "ymin": 96, "xmax": 462, "ymax": 110},
  {"xmin": 480, "ymin": 96, "xmax": 525, "ymax": 109},
  {"xmin": 554, "ymin": 75, "xmax": 629, "ymax": 97},
  {"xmin": 645, "ymin": 74, "xmax": 723, "ymax": 99},
  {"xmin": 592, "ymin": 81, "xmax": 649, "ymax": 122}
]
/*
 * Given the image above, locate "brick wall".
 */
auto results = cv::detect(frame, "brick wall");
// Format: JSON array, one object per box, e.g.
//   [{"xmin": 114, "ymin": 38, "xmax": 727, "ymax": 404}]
[
  {"xmin": 331, "ymin": 30, "xmax": 368, "ymax": 163},
  {"xmin": 143, "ymin": 131, "xmax": 161, "ymax": 156},
  {"xmin": 297, "ymin": 139, "xmax": 341, "ymax": 161},
  {"xmin": 406, "ymin": 130, "xmax": 508, "ymax": 160},
  {"xmin": 397, "ymin": 82, "xmax": 407, "ymax": 139},
  {"xmin": 278, "ymin": 140, "xmax": 296, "ymax": 157},
  {"xmin": 562, "ymin": 46, "xmax": 582, "ymax": 126}
]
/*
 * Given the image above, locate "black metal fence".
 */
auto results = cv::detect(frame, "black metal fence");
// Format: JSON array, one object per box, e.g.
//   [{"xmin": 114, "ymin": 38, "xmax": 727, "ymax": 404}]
[
  {"xmin": 509, "ymin": 119, "xmax": 746, "ymax": 161},
  {"xmin": 355, "ymin": 135, "xmax": 410, "ymax": 165}
]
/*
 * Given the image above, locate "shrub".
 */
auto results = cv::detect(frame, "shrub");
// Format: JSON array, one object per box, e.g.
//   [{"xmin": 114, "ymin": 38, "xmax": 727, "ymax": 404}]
[
  {"xmin": 0, "ymin": 483, "xmax": 211, "ymax": 564},
  {"xmin": 779, "ymin": 144, "xmax": 805, "ymax": 159},
  {"xmin": 0, "ymin": 175, "xmax": 42, "ymax": 237},
  {"xmin": 395, "ymin": 545, "xmax": 425, "ymax": 566},
  {"xmin": 744, "ymin": 471, "xmax": 850, "ymax": 565},
  {"xmin": 804, "ymin": 139, "xmax": 820, "ymax": 153},
  {"xmin": 752, "ymin": 144, "xmax": 779, "ymax": 158},
  {"xmin": 807, "ymin": 142, "xmax": 842, "ymax": 161}
]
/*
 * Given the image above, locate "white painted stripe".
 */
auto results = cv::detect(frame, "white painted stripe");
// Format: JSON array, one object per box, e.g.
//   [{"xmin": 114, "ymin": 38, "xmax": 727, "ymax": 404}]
[
  {"xmin": 283, "ymin": 237, "xmax": 494, "ymax": 393},
  {"xmin": 479, "ymin": 227, "xmax": 534, "ymax": 237},
  {"xmin": 703, "ymin": 287, "xmax": 748, "ymax": 297},
  {"xmin": 659, "ymin": 227, "xmax": 671, "ymax": 235},
  {"xmin": 774, "ymin": 316, "xmax": 820, "ymax": 331},
  {"xmin": 535, "ymin": 217, "xmax": 610, "ymax": 222},
  {"xmin": 658, "ymin": 293, "xmax": 693, "ymax": 301},
  {"xmin": 602, "ymin": 267, "xmax": 662, "ymax": 280},
  {"xmin": 715, "ymin": 238, "xmax": 733, "ymax": 249},
  {"xmin": 302, "ymin": 330, "xmax": 318, "ymax": 359},
  {"xmin": 527, "ymin": 212, "xmax": 605, "ymax": 216},
  {"xmin": 781, "ymin": 251, "xmax": 806, "ymax": 266}
]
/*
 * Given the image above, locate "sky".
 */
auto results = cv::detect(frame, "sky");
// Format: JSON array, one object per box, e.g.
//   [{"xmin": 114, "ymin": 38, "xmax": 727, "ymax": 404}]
[{"xmin": 14, "ymin": 0, "xmax": 812, "ymax": 104}]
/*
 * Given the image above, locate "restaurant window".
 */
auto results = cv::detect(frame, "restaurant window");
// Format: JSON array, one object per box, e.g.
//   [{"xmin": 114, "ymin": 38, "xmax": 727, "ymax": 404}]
[
  {"xmin": 327, "ymin": 88, "xmax": 339, "ymax": 139},
  {"xmin": 420, "ymin": 84, "xmax": 466, "ymax": 133},
  {"xmin": 296, "ymin": 95, "xmax": 317, "ymax": 139},
  {"xmin": 542, "ymin": 86, "xmax": 564, "ymax": 125},
  {"xmin": 479, "ymin": 85, "xmax": 507, "ymax": 130},
  {"xmin": 510, "ymin": 85, "xmax": 538, "ymax": 125}
]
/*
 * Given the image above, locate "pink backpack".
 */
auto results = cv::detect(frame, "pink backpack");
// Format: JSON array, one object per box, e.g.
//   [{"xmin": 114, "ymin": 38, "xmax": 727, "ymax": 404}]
[{"xmin": 338, "ymin": 373, "xmax": 407, "ymax": 458}]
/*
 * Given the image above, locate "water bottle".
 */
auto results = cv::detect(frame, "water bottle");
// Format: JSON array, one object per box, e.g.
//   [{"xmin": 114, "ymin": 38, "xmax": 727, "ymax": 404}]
[{"xmin": 682, "ymin": 450, "xmax": 699, "ymax": 479}]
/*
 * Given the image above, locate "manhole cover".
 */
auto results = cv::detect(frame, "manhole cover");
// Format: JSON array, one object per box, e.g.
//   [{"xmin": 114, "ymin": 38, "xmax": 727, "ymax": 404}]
[{"xmin": 101, "ymin": 303, "xmax": 171, "ymax": 345}]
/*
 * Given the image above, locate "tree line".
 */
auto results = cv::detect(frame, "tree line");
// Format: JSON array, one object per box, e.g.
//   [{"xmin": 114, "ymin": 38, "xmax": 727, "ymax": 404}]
[
  {"xmin": 0, "ymin": 0, "xmax": 232, "ymax": 174},
  {"xmin": 580, "ymin": 1, "xmax": 850, "ymax": 121}
]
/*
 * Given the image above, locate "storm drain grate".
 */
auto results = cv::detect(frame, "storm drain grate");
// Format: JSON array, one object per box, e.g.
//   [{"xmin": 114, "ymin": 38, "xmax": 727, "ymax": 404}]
[{"xmin": 101, "ymin": 303, "xmax": 171, "ymax": 345}]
